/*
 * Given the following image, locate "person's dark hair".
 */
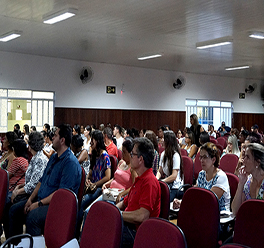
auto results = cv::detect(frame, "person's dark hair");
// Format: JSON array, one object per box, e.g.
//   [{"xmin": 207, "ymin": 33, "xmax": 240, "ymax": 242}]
[
  {"xmin": 133, "ymin": 137, "xmax": 154, "ymax": 169},
  {"xmin": 30, "ymin": 126, "xmax": 36, "ymax": 132},
  {"xmin": 246, "ymin": 143, "xmax": 264, "ymax": 171},
  {"xmin": 14, "ymin": 124, "xmax": 20, "ymax": 130},
  {"xmin": 23, "ymin": 124, "xmax": 29, "ymax": 135},
  {"xmin": 47, "ymin": 130, "xmax": 55, "ymax": 141},
  {"xmin": 158, "ymin": 126, "xmax": 166, "ymax": 131},
  {"xmin": 132, "ymin": 128, "xmax": 139, "ymax": 138},
  {"xmin": 122, "ymin": 138, "xmax": 134, "ymax": 153},
  {"xmin": 199, "ymin": 131, "xmax": 210, "ymax": 145},
  {"xmin": 73, "ymin": 124, "xmax": 81, "ymax": 135},
  {"xmin": 114, "ymin": 124, "xmax": 122, "ymax": 134},
  {"xmin": 58, "ymin": 124, "xmax": 72, "ymax": 147},
  {"xmin": 126, "ymin": 129, "xmax": 134, "ymax": 138},
  {"xmin": 28, "ymin": 131, "xmax": 45, "ymax": 152},
  {"xmin": 163, "ymin": 130, "xmax": 183, "ymax": 179},
  {"xmin": 103, "ymin": 127, "xmax": 113, "ymax": 140},
  {"xmin": 43, "ymin": 123, "xmax": 50, "ymax": 131},
  {"xmin": 12, "ymin": 139, "xmax": 28, "ymax": 159},
  {"xmin": 71, "ymin": 135, "xmax": 84, "ymax": 149},
  {"xmin": 187, "ymin": 131, "xmax": 195, "ymax": 145},
  {"xmin": 145, "ymin": 130, "xmax": 159, "ymax": 153},
  {"xmin": 211, "ymin": 125, "xmax": 214, "ymax": 130},
  {"xmin": 14, "ymin": 129, "xmax": 23, "ymax": 139},
  {"xmin": 163, "ymin": 124, "xmax": 171, "ymax": 130},
  {"xmin": 91, "ymin": 130, "xmax": 106, "ymax": 169},
  {"xmin": 41, "ymin": 130, "xmax": 47, "ymax": 138},
  {"xmin": 200, "ymin": 142, "xmax": 220, "ymax": 167},
  {"xmin": 246, "ymin": 132, "xmax": 261, "ymax": 144},
  {"xmin": 6, "ymin": 132, "xmax": 18, "ymax": 150},
  {"xmin": 240, "ymin": 130, "xmax": 249, "ymax": 141},
  {"xmin": 85, "ymin": 125, "xmax": 92, "ymax": 134}
]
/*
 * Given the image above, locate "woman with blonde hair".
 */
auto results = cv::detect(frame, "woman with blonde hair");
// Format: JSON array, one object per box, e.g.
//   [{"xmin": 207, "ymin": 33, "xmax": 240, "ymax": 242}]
[{"xmin": 222, "ymin": 134, "xmax": 240, "ymax": 158}]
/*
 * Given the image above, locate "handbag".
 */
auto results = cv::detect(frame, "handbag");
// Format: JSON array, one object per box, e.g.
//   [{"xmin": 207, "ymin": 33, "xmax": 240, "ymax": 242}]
[
  {"xmin": 102, "ymin": 188, "xmax": 124, "ymax": 202},
  {"xmin": 13, "ymin": 193, "xmax": 30, "ymax": 204},
  {"xmin": 84, "ymin": 183, "xmax": 97, "ymax": 195}
]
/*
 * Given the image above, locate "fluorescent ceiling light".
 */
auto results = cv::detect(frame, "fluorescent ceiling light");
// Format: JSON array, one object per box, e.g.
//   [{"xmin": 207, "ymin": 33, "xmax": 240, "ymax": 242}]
[
  {"xmin": 43, "ymin": 8, "xmax": 77, "ymax": 24},
  {"xmin": 138, "ymin": 54, "xmax": 162, "ymax": 60},
  {"xmin": 225, "ymin": 65, "xmax": 251, "ymax": 71},
  {"xmin": 0, "ymin": 31, "xmax": 22, "ymax": 42},
  {"xmin": 196, "ymin": 36, "xmax": 233, "ymax": 49},
  {"xmin": 249, "ymin": 32, "xmax": 264, "ymax": 40}
]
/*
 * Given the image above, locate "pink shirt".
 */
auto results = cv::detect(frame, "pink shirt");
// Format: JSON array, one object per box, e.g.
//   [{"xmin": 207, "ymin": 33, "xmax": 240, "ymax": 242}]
[{"xmin": 110, "ymin": 166, "xmax": 133, "ymax": 190}]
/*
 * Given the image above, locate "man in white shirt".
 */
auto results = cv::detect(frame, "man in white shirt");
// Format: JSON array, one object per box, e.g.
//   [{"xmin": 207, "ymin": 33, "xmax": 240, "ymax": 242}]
[{"xmin": 113, "ymin": 124, "xmax": 124, "ymax": 150}]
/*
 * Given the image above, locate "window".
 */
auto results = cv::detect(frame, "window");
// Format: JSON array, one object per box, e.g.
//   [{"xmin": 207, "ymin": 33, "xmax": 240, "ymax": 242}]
[{"xmin": 185, "ymin": 99, "xmax": 233, "ymax": 131}]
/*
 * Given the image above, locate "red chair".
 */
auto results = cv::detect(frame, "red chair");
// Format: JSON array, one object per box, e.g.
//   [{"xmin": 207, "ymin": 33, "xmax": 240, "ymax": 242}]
[
  {"xmin": 177, "ymin": 188, "xmax": 220, "ymax": 248},
  {"xmin": 180, "ymin": 149, "xmax": 188, "ymax": 156},
  {"xmin": 44, "ymin": 188, "xmax": 78, "ymax": 248},
  {"xmin": 219, "ymin": 154, "xmax": 239, "ymax": 174},
  {"xmin": 80, "ymin": 201, "xmax": 122, "ymax": 248},
  {"xmin": 233, "ymin": 199, "xmax": 264, "ymax": 248},
  {"xmin": 133, "ymin": 218, "xmax": 187, "ymax": 248},
  {"xmin": 117, "ymin": 149, "xmax": 122, "ymax": 161},
  {"xmin": 77, "ymin": 167, "xmax": 86, "ymax": 209},
  {"xmin": 181, "ymin": 156, "xmax": 194, "ymax": 185},
  {"xmin": 159, "ymin": 181, "xmax": 170, "ymax": 220},
  {"xmin": 225, "ymin": 172, "xmax": 239, "ymax": 209},
  {"xmin": 0, "ymin": 170, "xmax": 8, "ymax": 222},
  {"xmin": 210, "ymin": 138, "xmax": 218, "ymax": 144},
  {"xmin": 215, "ymin": 143, "xmax": 224, "ymax": 156},
  {"xmin": 193, "ymin": 152, "xmax": 202, "ymax": 184},
  {"xmin": 159, "ymin": 146, "xmax": 165, "ymax": 156},
  {"xmin": 221, "ymin": 244, "xmax": 251, "ymax": 248},
  {"xmin": 217, "ymin": 137, "xmax": 227, "ymax": 149},
  {"xmin": 109, "ymin": 155, "xmax": 118, "ymax": 178}
]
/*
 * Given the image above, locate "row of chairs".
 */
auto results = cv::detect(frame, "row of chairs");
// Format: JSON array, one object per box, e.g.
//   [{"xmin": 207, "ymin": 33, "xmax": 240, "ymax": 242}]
[{"xmin": 3, "ymin": 187, "xmax": 262, "ymax": 248}]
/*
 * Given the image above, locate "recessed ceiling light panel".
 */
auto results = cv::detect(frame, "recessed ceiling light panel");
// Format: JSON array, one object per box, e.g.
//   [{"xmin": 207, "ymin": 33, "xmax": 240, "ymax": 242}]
[
  {"xmin": 138, "ymin": 54, "xmax": 162, "ymax": 60},
  {"xmin": 249, "ymin": 32, "xmax": 264, "ymax": 40},
  {"xmin": 196, "ymin": 36, "xmax": 233, "ymax": 49},
  {"xmin": 0, "ymin": 31, "xmax": 22, "ymax": 42},
  {"xmin": 43, "ymin": 8, "xmax": 78, "ymax": 24},
  {"xmin": 225, "ymin": 65, "xmax": 251, "ymax": 71}
]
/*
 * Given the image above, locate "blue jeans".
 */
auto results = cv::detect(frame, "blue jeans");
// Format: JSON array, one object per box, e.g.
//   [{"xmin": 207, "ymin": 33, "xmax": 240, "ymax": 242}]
[
  {"xmin": 122, "ymin": 223, "xmax": 137, "ymax": 248},
  {"xmin": 26, "ymin": 205, "xmax": 49, "ymax": 236},
  {"xmin": 170, "ymin": 188, "xmax": 184, "ymax": 202}
]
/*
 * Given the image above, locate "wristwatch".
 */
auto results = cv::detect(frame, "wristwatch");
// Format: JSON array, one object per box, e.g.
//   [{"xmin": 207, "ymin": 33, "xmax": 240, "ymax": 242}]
[{"xmin": 38, "ymin": 201, "xmax": 43, "ymax": 207}]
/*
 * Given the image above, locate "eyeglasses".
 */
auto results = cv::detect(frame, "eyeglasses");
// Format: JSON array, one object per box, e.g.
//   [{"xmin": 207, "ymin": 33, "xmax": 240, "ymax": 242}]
[
  {"xmin": 185, "ymin": 136, "xmax": 190, "ymax": 139},
  {"xmin": 199, "ymin": 155, "xmax": 210, "ymax": 160},
  {"xmin": 130, "ymin": 151, "xmax": 138, "ymax": 158}
]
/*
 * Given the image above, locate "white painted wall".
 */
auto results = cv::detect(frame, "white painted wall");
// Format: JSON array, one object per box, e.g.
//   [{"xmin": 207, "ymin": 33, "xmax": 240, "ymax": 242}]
[{"xmin": 0, "ymin": 50, "xmax": 263, "ymax": 113}]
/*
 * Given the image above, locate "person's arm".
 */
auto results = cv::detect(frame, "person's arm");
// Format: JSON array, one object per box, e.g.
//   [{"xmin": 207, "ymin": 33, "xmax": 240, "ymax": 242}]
[
  {"xmin": 200, "ymin": 126, "xmax": 204, "ymax": 133},
  {"xmin": 188, "ymin": 145, "xmax": 198, "ymax": 159},
  {"xmin": 211, "ymin": 186, "xmax": 224, "ymax": 200},
  {"xmin": 231, "ymin": 168, "xmax": 248, "ymax": 215},
  {"xmin": 122, "ymin": 207, "xmax": 150, "ymax": 225},
  {"xmin": 94, "ymin": 168, "xmax": 111, "ymax": 187},
  {"xmin": 43, "ymin": 149, "xmax": 55, "ymax": 159},
  {"xmin": 77, "ymin": 149, "xmax": 88, "ymax": 164},
  {"xmin": 24, "ymin": 182, "xmax": 41, "ymax": 214},
  {"xmin": 11, "ymin": 184, "xmax": 26, "ymax": 203},
  {"xmin": 116, "ymin": 200, "xmax": 126, "ymax": 211},
  {"xmin": 102, "ymin": 178, "xmax": 114, "ymax": 190},
  {"xmin": 162, "ymin": 169, "xmax": 178, "ymax": 184},
  {"xmin": 156, "ymin": 166, "xmax": 163, "ymax": 180}
]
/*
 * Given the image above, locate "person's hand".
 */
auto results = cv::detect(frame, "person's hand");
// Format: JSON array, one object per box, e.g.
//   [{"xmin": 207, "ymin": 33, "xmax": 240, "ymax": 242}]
[
  {"xmin": 102, "ymin": 182, "xmax": 110, "ymax": 190},
  {"xmin": 172, "ymin": 199, "xmax": 181, "ymax": 209},
  {"xmin": 238, "ymin": 165, "xmax": 248, "ymax": 185},
  {"xmin": 27, "ymin": 202, "xmax": 39, "ymax": 212},
  {"xmin": 24, "ymin": 198, "xmax": 33, "ymax": 214},
  {"xmin": 85, "ymin": 178, "xmax": 91, "ymax": 187},
  {"xmin": 116, "ymin": 193, "xmax": 123, "ymax": 204},
  {"xmin": 11, "ymin": 189, "xmax": 18, "ymax": 203}
]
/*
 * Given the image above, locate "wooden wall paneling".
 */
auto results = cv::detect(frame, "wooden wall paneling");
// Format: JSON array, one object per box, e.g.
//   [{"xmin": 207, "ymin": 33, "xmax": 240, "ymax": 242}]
[{"xmin": 233, "ymin": 113, "xmax": 264, "ymax": 133}]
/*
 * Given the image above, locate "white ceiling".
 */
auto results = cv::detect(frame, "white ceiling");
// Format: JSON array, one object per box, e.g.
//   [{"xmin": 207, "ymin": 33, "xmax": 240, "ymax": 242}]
[{"xmin": 1, "ymin": 0, "xmax": 264, "ymax": 80}]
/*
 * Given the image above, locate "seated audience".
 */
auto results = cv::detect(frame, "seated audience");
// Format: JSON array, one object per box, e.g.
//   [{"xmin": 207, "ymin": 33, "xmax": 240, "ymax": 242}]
[
  {"xmin": 8, "ymin": 139, "xmax": 29, "ymax": 193},
  {"xmin": 83, "ymin": 125, "xmax": 92, "ymax": 153},
  {"xmin": 73, "ymin": 124, "xmax": 81, "ymax": 135},
  {"xmin": 23, "ymin": 124, "xmax": 30, "ymax": 143},
  {"xmin": 232, "ymin": 143, "xmax": 264, "ymax": 215},
  {"xmin": 103, "ymin": 127, "xmax": 118, "ymax": 157},
  {"xmin": 71, "ymin": 134, "xmax": 90, "ymax": 175},
  {"xmin": 198, "ymin": 131, "xmax": 210, "ymax": 152},
  {"xmin": 145, "ymin": 130, "xmax": 160, "ymax": 176},
  {"xmin": 182, "ymin": 131, "xmax": 198, "ymax": 160},
  {"xmin": 113, "ymin": 124, "xmax": 124, "ymax": 150},
  {"xmin": 0, "ymin": 131, "xmax": 17, "ymax": 170},
  {"xmin": 157, "ymin": 126, "xmax": 165, "ymax": 149},
  {"xmin": 173, "ymin": 142, "xmax": 230, "ymax": 211},
  {"xmin": 43, "ymin": 130, "xmax": 56, "ymax": 159},
  {"xmin": 30, "ymin": 126, "xmax": 36, "ymax": 133},
  {"xmin": 222, "ymin": 135, "xmax": 240, "ymax": 158},
  {"xmin": 116, "ymin": 137, "xmax": 161, "ymax": 248},
  {"xmin": 139, "ymin": 129, "xmax": 146, "ymax": 137},
  {"xmin": 208, "ymin": 124, "xmax": 216, "ymax": 139},
  {"xmin": 176, "ymin": 129, "xmax": 184, "ymax": 145},
  {"xmin": 24, "ymin": 124, "xmax": 81, "ymax": 236},
  {"xmin": 156, "ymin": 130, "xmax": 183, "ymax": 202},
  {"xmin": 3, "ymin": 131, "xmax": 48, "ymax": 238},
  {"xmin": 218, "ymin": 121, "xmax": 231, "ymax": 134},
  {"xmin": 78, "ymin": 130, "xmax": 111, "ymax": 225},
  {"xmin": 42, "ymin": 123, "xmax": 50, "ymax": 133}
]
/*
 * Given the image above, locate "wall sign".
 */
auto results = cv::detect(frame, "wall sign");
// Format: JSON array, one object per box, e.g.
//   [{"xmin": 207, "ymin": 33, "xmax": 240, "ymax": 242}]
[
  {"xmin": 239, "ymin": 93, "xmax": 245, "ymax": 99},
  {"xmin": 106, "ymin": 86, "xmax": 116, "ymax": 94}
]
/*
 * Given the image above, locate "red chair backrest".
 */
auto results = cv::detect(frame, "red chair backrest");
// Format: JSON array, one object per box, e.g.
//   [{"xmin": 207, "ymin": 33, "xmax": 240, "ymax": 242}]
[
  {"xmin": 215, "ymin": 143, "xmax": 223, "ymax": 156},
  {"xmin": 0, "ymin": 170, "xmax": 8, "ymax": 221},
  {"xmin": 219, "ymin": 154, "xmax": 239, "ymax": 174},
  {"xmin": 217, "ymin": 137, "xmax": 227, "ymax": 149},
  {"xmin": 78, "ymin": 167, "xmax": 86, "ymax": 209},
  {"xmin": 177, "ymin": 187, "xmax": 220, "ymax": 248},
  {"xmin": 221, "ymin": 244, "xmax": 251, "ymax": 248},
  {"xmin": 159, "ymin": 181, "xmax": 170, "ymax": 220},
  {"xmin": 109, "ymin": 155, "xmax": 118, "ymax": 178},
  {"xmin": 210, "ymin": 138, "xmax": 218, "ymax": 144},
  {"xmin": 133, "ymin": 218, "xmax": 187, "ymax": 248},
  {"xmin": 44, "ymin": 189, "xmax": 78, "ymax": 248},
  {"xmin": 233, "ymin": 199, "xmax": 264, "ymax": 248},
  {"xmin": 182, "ymin": 156, "xmax": 194, "ymax": 185},
  {"xmin": 159, "ymin": 146, "xmax": 165, "ymax": 156},
  {"xmin": 193, "ymin": 152, "xmax": 202, "ymax": 184},
  {"xmin": 181, "ymin": 149, "xmax": 188, "ymax": 156},
  {"xmin": 80, "ymin": 201, "xmax": 122, "ymax": 248},
  {"xmin": 117, "ymin": 149, "xmax": 122, "ymax": 161},
  {"xmin": 225, "ymin": 172, "xmax": 239, "ymax": 210}
]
